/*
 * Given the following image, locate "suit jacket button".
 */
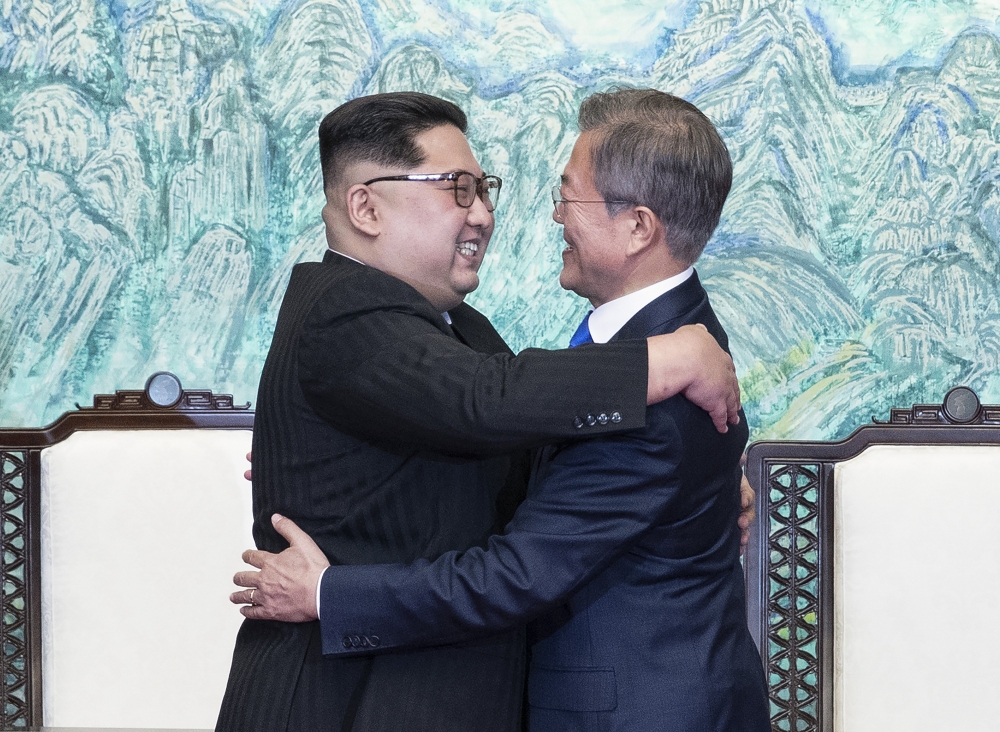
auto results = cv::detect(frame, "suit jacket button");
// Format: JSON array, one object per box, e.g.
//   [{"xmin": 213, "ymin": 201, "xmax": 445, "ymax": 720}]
[
  {"xmin": 573, "ymin": 416, "xmax": 584, "ymax": 429},
  {"xmin": 343, "ymin": 636, "xmax": 352, "ymax": 648},
  {"xmin": 611, "ymin": 411, "xmax": 622, "ymax": 423},
  {"xmin": 370, "ymin": 635, "xmax": 380, "ymax": 646},
  {"xmin": 597, "ymin": 412, "xmax": 609, "ymax": 424},
  {"xmin": 586, "ymin": 414, "xmax": 597, "ymax": 426}
]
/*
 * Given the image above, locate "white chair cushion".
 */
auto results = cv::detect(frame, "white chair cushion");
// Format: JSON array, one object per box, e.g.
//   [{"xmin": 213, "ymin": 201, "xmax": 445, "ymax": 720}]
[
  {"xmin": 834, "ymin": 444, "xmax": 1000, "ymax": 732},
  {"xmin": 40, "ymin": 429, "xmax": 253, "ymax": 729}
]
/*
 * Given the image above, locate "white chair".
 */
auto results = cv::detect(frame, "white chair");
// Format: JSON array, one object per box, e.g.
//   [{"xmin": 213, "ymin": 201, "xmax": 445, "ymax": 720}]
[
  {"xmin": 744, "ymin": 386, "xmax": 1000, "ymax": 732},
  {"xmin": 0, "ymin": 373, "xmax": 254, "ymax": 731}
]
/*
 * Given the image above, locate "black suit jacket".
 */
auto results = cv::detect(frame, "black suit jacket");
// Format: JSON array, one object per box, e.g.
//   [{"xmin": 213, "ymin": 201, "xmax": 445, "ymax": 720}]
[
  {"xmin": 314, "ymin": 272, "xmax": 769, "ymax": 731},
  {"xmin": 216, "ymin": 251, "xmax": 649, "ymax": 732}
]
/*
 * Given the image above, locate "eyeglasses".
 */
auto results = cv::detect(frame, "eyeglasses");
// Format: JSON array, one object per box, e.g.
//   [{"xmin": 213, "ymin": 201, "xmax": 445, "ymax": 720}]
[
  {"xmin": 364, "ymin": 171, "xmax": 503, "ymax": 212},
  {"xmin": 551, "ymin": 186, "xmax": 628, "ymax": 220}
]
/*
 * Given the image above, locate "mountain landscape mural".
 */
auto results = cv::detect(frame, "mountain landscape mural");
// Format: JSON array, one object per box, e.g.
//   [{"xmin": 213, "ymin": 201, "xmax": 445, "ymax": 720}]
[{"xmin": 1, "ymin": 0, "xmax": 998, "ymax": 439}]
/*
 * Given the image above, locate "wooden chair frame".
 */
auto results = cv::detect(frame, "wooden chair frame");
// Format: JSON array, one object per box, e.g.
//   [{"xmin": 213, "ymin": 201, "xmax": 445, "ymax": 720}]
[
  {"xmin": 0, "ymin": 375, "xmax": 253, "ymax": 730},
  {"xmin": 743, "ymin": 386, "xmax": 1000, "ymax": 732}
]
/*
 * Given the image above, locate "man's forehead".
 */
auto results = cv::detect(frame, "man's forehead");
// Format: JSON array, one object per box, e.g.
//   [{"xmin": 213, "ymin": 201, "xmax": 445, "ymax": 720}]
[
  {"xmin": 561, "ymin": 134, "xmax": 595, "ymax": 189},
  {"xmin": 414, "ymin": 124, "xmax": 484, "ymax": 174}
]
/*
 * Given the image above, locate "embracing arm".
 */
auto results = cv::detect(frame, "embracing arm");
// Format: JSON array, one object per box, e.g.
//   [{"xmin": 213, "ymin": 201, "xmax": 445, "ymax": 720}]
[
  {"xmin": 298, "ymin": 280, "xmax": 739, "ymax": 457},
  {"xmin": 314, "ymin": 416, "xmax": 688, "ymax": 654},
  {"xmin": 231, "ymin": 449, "xmax": 756, "ymax": 628},
  {"xmin": 299, "ymin": 299, "xmax": 644, "ymax": 456}
]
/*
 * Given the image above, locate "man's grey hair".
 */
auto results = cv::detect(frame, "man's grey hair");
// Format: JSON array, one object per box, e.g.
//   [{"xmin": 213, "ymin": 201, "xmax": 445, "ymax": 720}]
[{"xmin": 578, "ymin": 87, "xmax": 732, "ymax": 266}]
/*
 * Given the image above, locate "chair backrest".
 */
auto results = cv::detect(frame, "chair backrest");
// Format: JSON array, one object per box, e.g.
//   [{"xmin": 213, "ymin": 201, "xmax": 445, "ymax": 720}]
[
  {"xmin": 744, "ymin": 386, "xmax": 1000, "ymax": 732},
  {"xmin": 0, "ymin": 373, "xmax": 254, "ymax": 730}
]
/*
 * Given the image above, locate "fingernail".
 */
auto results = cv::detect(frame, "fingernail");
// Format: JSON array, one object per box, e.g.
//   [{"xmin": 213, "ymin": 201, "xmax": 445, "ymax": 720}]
[{"xmin": 272, "ymin": 513, "xmax": 284, "ymax": 524}]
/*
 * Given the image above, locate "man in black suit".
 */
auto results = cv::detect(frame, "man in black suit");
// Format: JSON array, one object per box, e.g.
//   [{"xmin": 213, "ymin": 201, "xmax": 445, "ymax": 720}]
[{"xmin": 216, "ymin": 93, "xmax": 743, "ymax": 732}]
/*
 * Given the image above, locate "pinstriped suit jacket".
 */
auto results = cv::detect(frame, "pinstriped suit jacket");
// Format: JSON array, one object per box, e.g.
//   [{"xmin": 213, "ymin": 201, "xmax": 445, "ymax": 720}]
[{"xmin": 216, "ymin": 250, "xmax": 649, "ymax": 732}]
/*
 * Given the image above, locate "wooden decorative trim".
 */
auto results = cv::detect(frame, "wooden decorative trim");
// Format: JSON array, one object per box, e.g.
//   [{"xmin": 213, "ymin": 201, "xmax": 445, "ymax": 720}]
[
  {"xmin": 88, "ymin": 388, "xmax": 246, "ymax": 411},
  {"xmin": 877, "ymin": 386, "xmax": 1000, "ymax": 426},
  {"xmin": 1, "ymin": 379, "xmax": 252, "ymax": 449}
]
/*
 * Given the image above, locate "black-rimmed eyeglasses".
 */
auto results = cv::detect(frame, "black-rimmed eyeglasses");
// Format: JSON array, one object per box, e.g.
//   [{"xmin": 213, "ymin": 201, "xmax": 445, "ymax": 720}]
[
  {"xmin": 364, "ymin": 172, "xmax": 503, "ymax": 212},
  {"xmin": 551, "ymin": 186, "xmax": 628, "ymax": 219}
]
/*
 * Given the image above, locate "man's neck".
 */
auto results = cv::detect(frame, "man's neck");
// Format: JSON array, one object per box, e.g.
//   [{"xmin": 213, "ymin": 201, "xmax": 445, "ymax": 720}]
[{"xmin": 591, "ymin": 246, "xmax": 689, "ymax": 307}]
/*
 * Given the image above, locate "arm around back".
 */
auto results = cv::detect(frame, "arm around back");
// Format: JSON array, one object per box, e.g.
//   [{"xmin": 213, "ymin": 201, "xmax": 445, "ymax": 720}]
[
  {"xmin": 297, "ymin": 266, "xmax": 648, "ymax": 457},
  {"xmin": 317, "ymin": 411, "xmax": 686, "ymax": 655}
]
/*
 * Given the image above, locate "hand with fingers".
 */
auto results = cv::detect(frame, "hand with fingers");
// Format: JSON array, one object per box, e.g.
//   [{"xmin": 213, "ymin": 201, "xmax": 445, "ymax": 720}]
[
  {"xmin": 231, "ymin": 513, "xmax": 330, "ymax": 622},
  {"xmin": 738, "ymin": 458, "xmax": 756, "ymax": 554},
  {"xmin": 645, "ymin": 323, "xmax": 741, "ymax": 433},
  {"xmin": 244, "ymin": 452, "xmax": 251, "ymax": 481}
]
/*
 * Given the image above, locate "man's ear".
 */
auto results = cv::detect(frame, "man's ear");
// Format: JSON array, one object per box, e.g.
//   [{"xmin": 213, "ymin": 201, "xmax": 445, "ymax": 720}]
[
  {"xmin": 345, "ymin": 184, "xmax": 381, "ymax": 236},
  {"xmin": 625, "ymin": 206, "xmax": 662, "ymax": 257}
]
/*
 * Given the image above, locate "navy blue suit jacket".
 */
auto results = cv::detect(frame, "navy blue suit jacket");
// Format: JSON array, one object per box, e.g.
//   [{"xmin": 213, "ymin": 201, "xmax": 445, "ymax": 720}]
[{"xmin": 319, "ymin": 272, "xmax": 770, "ymax": 731}]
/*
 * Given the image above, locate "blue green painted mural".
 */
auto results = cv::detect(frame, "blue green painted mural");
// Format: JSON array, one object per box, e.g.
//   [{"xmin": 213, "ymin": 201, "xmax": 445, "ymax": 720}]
[{"xmin": 1, "ymin": 0, "xmax": 998, "ymax": 438}]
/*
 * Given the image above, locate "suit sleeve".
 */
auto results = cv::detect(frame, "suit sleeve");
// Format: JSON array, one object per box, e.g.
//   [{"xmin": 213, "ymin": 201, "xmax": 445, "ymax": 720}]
[
  {"xmin": 317, "ymin": 409, "xmax": 685, "ymax": 655},
  {"xmin": 298, "ymin": 277, "xmax": 648, "ymax": 457}
]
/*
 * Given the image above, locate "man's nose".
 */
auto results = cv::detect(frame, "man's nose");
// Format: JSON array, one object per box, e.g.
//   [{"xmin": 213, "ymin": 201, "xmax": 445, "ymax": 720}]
[{"xmin": 466, "ymin": 193, "xmax": 494, "ymax": 226}]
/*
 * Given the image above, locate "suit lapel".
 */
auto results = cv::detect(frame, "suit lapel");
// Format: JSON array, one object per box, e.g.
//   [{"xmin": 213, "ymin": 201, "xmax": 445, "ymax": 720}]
[
  {"xmin": 610, "ymin": 271, "xmax": 708, "ymax": 342},
  {"xmin": 446, "ymin": 317, "xmax": 468, "ymax": 345}
]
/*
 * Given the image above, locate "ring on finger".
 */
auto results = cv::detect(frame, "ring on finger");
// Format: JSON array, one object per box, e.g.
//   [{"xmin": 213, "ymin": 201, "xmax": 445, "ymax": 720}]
[{"xmin": 249, "ymin": 588, "xmax": 256, "ymax": 605}]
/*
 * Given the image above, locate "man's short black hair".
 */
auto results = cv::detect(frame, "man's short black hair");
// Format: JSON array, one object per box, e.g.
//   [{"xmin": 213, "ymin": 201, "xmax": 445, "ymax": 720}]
[
  {"xmin": 318, "ymin": 92, "xmax": 468, "ymax": 191},
  {"xmin": 579, "ymin": 87, "xmax": 732, "ymax": 266}
]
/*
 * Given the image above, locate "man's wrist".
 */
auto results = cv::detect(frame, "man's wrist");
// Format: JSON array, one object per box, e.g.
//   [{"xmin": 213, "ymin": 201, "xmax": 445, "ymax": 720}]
[{"xmin": 646, "ymin": 333, "xmax": 688, "ymax": 405}]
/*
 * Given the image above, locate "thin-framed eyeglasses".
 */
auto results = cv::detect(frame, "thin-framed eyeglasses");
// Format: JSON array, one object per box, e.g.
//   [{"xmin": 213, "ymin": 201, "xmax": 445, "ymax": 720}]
[
  {"xmin": 364, "ymin": 171, "xmax": 502, "ymax": 212},
  {"xmin": 551, "ymin": 186, "xmax": 628, "ymax": 220}
]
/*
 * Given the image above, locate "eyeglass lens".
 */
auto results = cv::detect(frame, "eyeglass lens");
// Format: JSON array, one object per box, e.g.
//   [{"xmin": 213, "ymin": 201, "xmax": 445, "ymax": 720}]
[{"xmin": 455, "ymin": 173, "xmax": 501, "ymax": 212}]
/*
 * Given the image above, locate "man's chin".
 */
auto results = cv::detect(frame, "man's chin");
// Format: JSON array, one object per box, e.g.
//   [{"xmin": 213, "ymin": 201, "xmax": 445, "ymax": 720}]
[
  {"xmin": 439, "ymin": 278, "xmax": 478, "ymax": 311},
  {"xmin": 558, "ymin": 270, "xmax": 575, "ymax": 292},
  {"xmin": 458, "ymin": 274, "xmax": 480, "ymax": 295}
]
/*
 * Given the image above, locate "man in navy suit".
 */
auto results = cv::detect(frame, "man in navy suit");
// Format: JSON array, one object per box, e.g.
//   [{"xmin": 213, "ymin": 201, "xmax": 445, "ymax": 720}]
[{"xmin": 235, "ymin": 89, "xmax": 769, "ymax": 731}]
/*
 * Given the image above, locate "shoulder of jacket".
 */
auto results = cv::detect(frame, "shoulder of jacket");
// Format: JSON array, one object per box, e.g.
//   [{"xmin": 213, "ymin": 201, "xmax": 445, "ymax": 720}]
[{"xmin": 293, "ymin": 264, "xmax": 448, "ymax": 330}]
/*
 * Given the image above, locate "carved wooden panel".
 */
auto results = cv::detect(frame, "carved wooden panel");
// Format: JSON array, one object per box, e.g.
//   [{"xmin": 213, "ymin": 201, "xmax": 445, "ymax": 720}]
[
  {"xmin": 764, "ymin": 462, "xmax": 822, "ymax": 732},
  {"xmin": 0, "ymin": 450, "xmax": 33, "ymax": 729}
]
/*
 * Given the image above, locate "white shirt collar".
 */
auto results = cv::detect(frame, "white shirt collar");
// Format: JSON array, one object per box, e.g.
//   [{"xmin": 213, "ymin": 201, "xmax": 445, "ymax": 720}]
[
  {"xmin": 587, "ymin": 267, "xmax": 694, "ymax": 344},
  {"xmin": 327, "ymin": 248, "xmax": 453, "ymax": 323},
  {"xmin": 328, "ymin": 248, "xmax": 365, "ymax": 266}
]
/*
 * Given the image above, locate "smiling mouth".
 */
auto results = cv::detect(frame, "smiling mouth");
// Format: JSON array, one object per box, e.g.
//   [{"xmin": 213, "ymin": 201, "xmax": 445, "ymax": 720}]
[{"xmin": 457, "ymin": 242, "xmax": 479, "ymax": 256}]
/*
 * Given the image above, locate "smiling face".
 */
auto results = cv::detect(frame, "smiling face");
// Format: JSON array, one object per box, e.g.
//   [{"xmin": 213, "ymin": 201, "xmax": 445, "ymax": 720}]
[
  {"xmin": 358, "ymin": 124, "xmax": 494, "ymax": 312},
  {"xmin": 554, "ymin": 131, "xmax": 633, "ymax": 307}
]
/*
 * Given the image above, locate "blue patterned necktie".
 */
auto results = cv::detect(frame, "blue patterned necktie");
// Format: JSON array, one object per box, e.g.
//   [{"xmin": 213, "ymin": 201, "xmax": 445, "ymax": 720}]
[{"xmin": 568, "ymin": 311, "xmax": 594, "ymax": 348}]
